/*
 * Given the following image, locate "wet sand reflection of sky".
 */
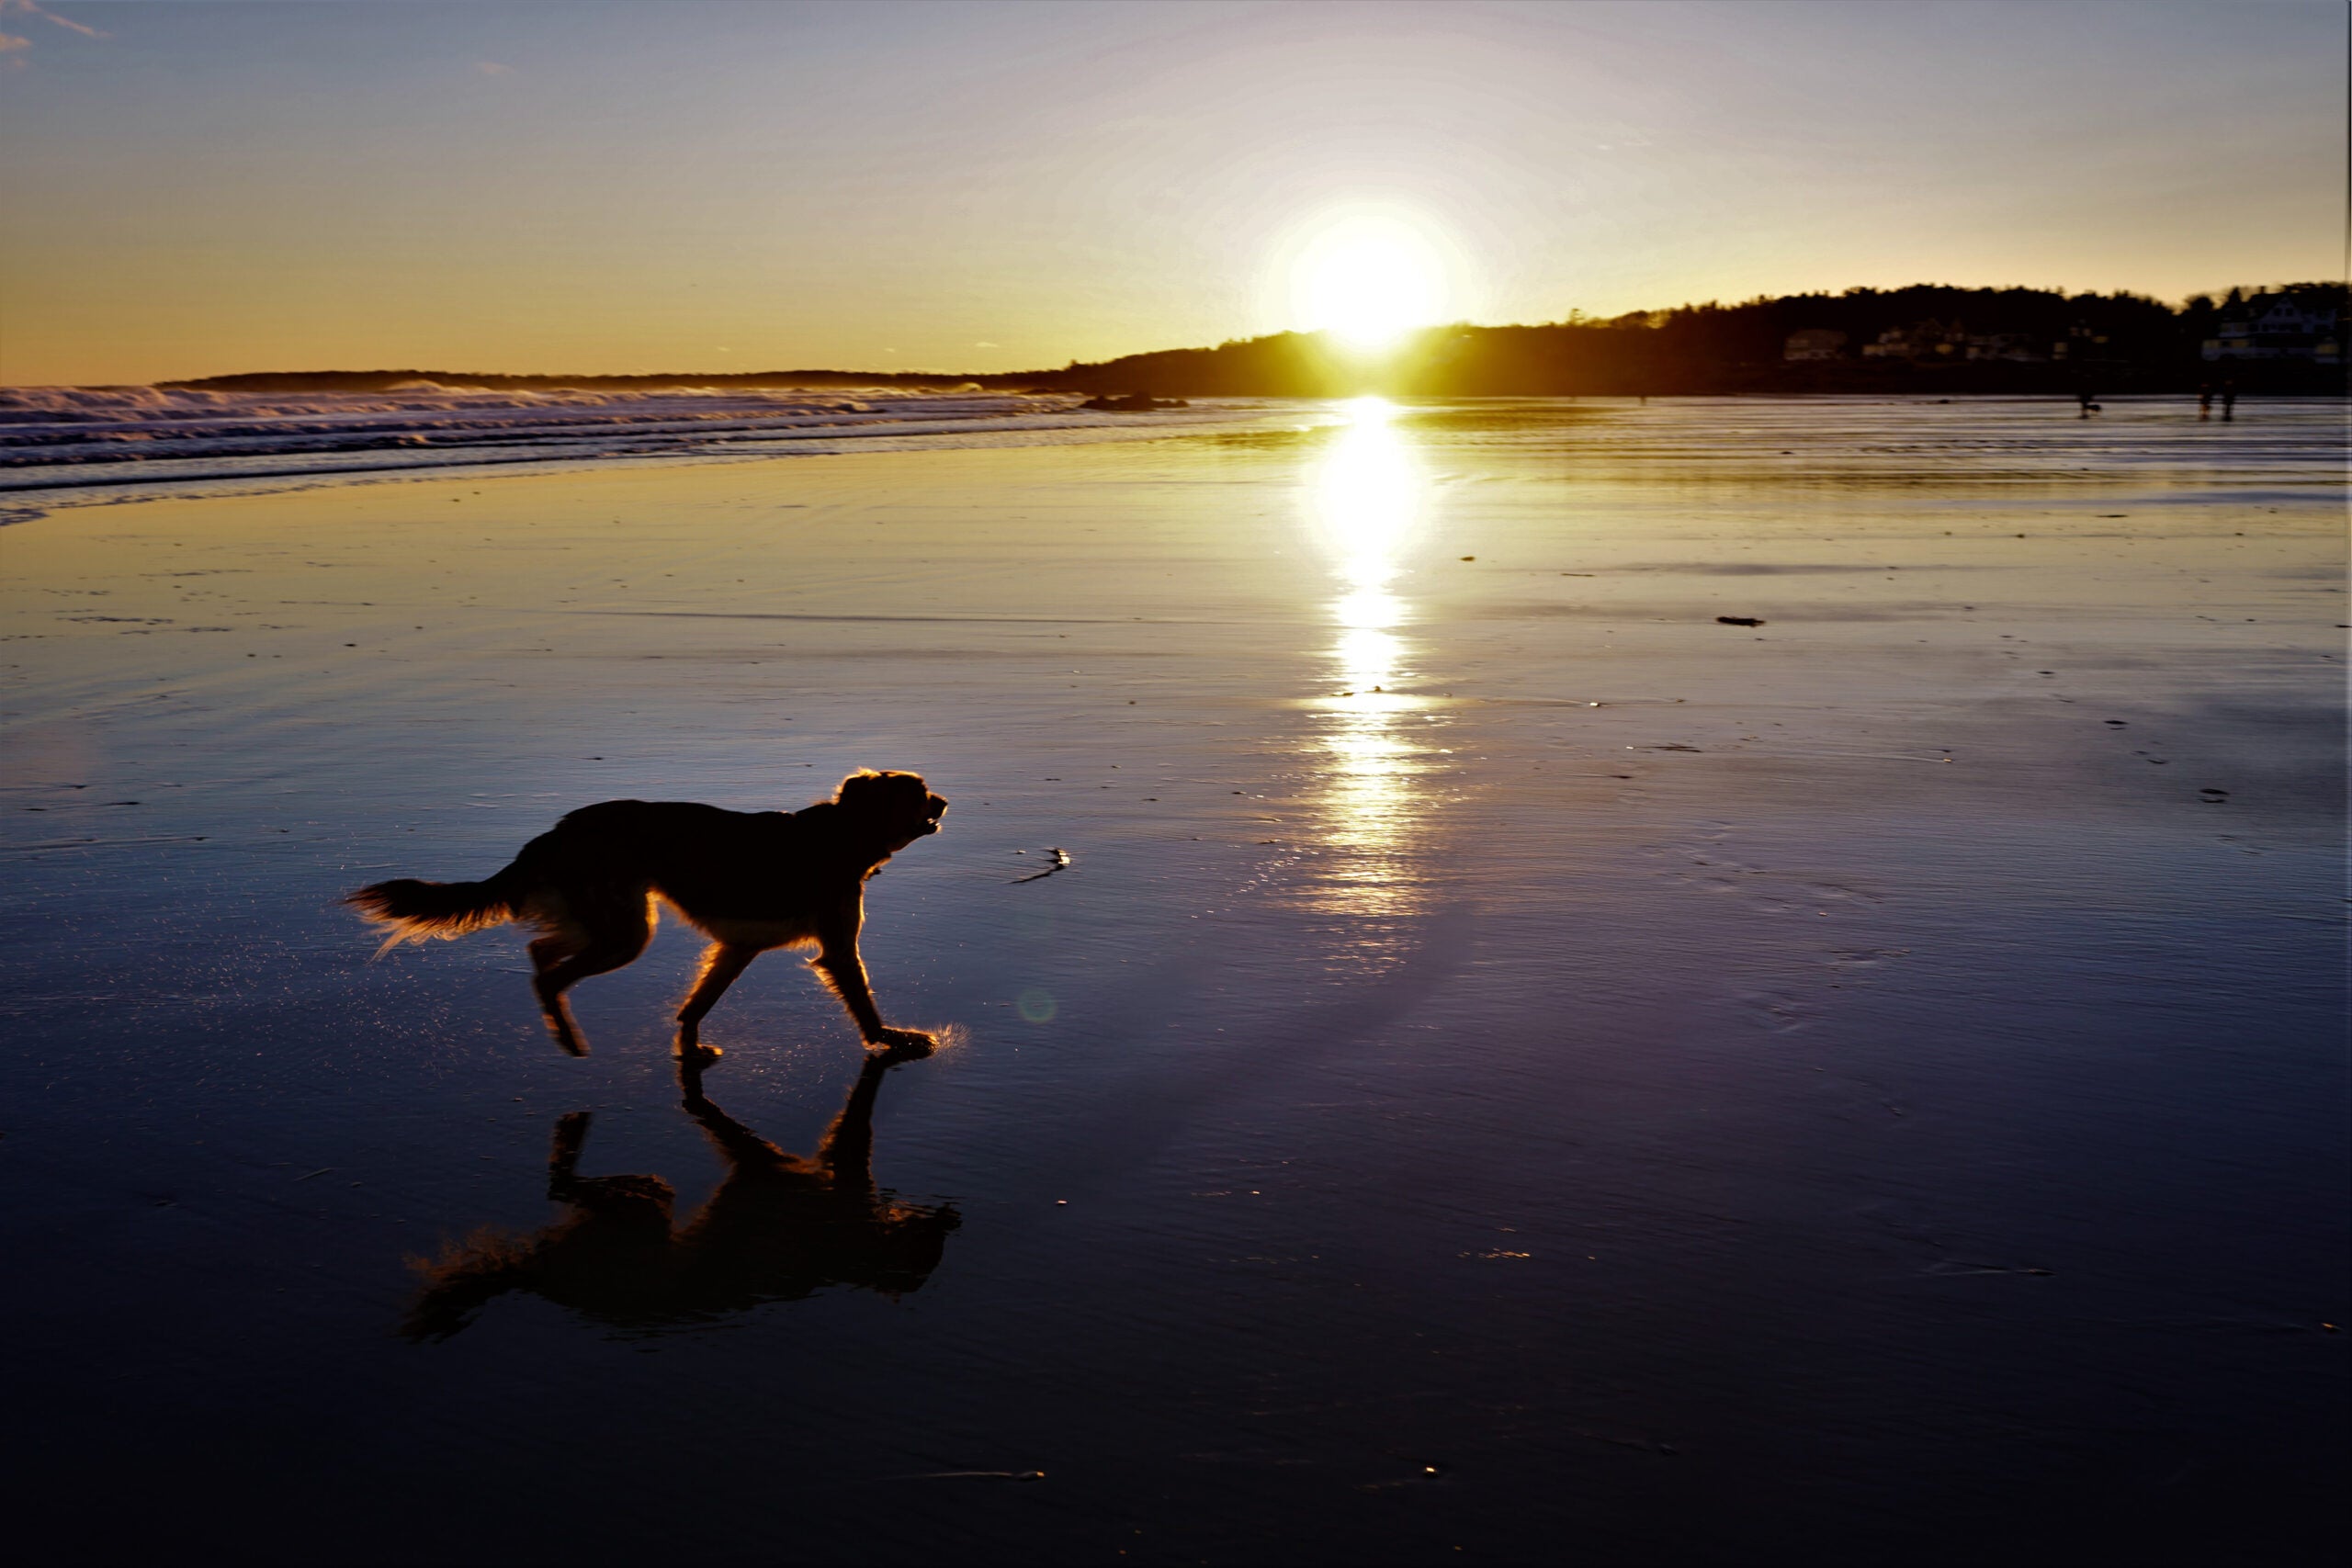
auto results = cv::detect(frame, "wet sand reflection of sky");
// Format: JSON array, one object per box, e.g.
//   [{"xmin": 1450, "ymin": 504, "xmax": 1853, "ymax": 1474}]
[
  {"xmin": 1300, "ymin": 397, "xmax": 1442, "ymax": 923},
  {"xmin": 0, "ymin": 399, "xmax": 2341, "ymax": 1563}
]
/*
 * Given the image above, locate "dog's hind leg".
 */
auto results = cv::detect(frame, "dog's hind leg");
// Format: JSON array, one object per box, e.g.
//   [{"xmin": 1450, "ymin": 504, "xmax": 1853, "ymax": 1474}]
[
  {"xmin": 526, "ymin": 936, "xmax": 590, "ymax": 1055},
  {"xmin": 535, "ymin": 941, "xmax": 644, "ymax": 1057},
  {"xmin": 675, "ymin": 943, "xmax": 758, "ymax": 1057},
  {"xmin": 531, "ymin": 896, "xmax": 652, "ymax": 1057}
]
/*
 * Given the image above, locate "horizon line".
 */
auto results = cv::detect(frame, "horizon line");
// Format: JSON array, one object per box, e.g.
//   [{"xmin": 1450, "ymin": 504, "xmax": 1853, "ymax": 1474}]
[{"xmin": 15, "ymin": 278, "xmax": 2334, "ymax": 391}]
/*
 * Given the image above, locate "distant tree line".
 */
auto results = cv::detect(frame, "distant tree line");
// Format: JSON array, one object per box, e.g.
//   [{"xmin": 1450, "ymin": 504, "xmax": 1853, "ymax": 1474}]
[
  {"xmin": 167, "ymin": 282, "xmax": 2346, "ymax": 398},
  {"xmin": 1031, "ymin": 283, "xmax": 2347, "ymax": 398}
]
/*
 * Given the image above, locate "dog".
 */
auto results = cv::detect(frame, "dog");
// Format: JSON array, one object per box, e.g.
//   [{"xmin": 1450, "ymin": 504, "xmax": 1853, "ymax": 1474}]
[{"xmin": 348, "ymin": 770, "xmax": 946, "ymax": 1057}]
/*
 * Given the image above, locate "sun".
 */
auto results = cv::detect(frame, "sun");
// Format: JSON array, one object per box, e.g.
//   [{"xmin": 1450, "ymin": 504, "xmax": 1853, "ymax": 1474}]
[{"xmin": 1288, "ymin": 211, "xmax": 1452, "ymax": 352}]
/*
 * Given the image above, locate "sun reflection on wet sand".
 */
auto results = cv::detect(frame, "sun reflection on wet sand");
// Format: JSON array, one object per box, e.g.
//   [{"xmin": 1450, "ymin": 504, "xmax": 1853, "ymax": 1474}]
[{"xmin": 1300, "ymin": 398, "xmax": 1442, "ymax": 920}]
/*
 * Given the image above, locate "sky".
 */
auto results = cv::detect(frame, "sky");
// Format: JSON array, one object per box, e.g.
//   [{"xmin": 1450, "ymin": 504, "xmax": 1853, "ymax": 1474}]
[{"xmin": 2, "ymin": 0, "xmax": 2343, "ymax": 384}]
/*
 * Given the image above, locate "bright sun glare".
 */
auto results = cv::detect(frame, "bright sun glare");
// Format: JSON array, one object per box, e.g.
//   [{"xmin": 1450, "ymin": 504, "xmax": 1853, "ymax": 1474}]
[
  {"xmin": 1299, "ymin": 394, "xmax": 1430, "ymax": 918},
  {"xmin": 1289, "ymin": 213, "xmax": 1451, "ymax": 352}
]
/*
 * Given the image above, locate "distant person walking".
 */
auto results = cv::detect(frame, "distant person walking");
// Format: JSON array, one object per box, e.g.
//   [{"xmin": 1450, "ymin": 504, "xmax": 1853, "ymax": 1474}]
[
  {"xmin": 2198, "ymin": 383, "xmax": 2213, "ymax": 421},
  {"xmin": 2221, "ymin": 380, "xmax": 2237, "ymax": 422},
  {"xmin": 2075, "ymin": 386, "xmax": 2099, "ymax": 418}
]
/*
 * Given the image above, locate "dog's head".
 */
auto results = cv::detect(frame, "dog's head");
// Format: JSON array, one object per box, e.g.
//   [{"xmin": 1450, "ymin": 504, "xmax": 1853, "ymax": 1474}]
[{"xmin": 835, "ymin": 770, "xmax": 948, "ymax": 851}]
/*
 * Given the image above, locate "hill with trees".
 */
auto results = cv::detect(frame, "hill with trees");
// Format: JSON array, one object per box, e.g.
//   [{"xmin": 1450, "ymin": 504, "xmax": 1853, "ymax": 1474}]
[
  {"xmin": 168, "ymin": 283, "xmax": 2346, "ymax": 399},
  {"xmin": 1035, "ymin": 283, "xmax": 2345, "ymax": 398}
]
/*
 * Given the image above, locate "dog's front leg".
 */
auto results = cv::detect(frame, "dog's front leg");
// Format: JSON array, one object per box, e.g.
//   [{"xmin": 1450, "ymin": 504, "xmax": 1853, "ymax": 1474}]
[
  {"xmin": 812, "ymin": 903, "xmax": 933, "ymax": 1052},
  {"xmin": 676, "ymin": 942, "xmax": 758, "ymax": 1057}
]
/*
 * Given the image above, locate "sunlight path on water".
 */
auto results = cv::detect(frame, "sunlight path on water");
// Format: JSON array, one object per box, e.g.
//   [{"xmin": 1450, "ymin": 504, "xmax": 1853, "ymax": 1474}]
[{"xmin": 1297, "ymin": 397, "xmax": 1445, "ymax": 931}]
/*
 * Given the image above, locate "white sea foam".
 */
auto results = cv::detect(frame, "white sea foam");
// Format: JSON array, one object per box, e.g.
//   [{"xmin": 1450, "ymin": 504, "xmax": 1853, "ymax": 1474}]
[
  {"xmin": 0, "ymin": 381, "xmax": 976, "ymax": 425},
  {"xmin": 0, "ymin": 382, "xmax": 1265, "ymax": 492}
]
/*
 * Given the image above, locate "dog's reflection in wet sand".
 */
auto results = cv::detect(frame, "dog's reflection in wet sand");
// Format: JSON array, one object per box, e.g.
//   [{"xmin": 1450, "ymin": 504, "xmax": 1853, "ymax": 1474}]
[{"xmin": 402, "ymin": 1043, "xmax": 956, "ymax": 1339}]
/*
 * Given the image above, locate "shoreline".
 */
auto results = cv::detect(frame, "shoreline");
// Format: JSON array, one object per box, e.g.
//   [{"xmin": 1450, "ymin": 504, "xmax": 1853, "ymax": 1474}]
[{"xmin": 3, "ymin": 392, "xmax": 2337, "ymax": 515}]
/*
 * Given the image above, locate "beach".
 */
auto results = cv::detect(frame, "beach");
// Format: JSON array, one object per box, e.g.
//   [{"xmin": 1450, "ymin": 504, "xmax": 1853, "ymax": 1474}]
[{"xmin": 2, "ymin": 395, "xmax": 2342, "ymax": 1563}]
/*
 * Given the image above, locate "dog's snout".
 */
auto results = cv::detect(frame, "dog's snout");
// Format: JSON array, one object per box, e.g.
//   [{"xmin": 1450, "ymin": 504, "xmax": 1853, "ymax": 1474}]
[{"xmin": 925, "ymin": 794, "xmax": 948, "ymax": 819}]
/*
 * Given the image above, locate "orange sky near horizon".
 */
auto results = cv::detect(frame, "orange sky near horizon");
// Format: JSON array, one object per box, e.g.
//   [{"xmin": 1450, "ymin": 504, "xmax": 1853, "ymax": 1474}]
[{"xmin": 2, "ymin": 1, "xmax": 2343, "ymax": 386}]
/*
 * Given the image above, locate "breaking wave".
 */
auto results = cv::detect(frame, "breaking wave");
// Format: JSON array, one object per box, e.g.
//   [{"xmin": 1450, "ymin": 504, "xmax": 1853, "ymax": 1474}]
[{"xmin": 0, "ymin": 382, "xmax": 1259, "ymax": 492}]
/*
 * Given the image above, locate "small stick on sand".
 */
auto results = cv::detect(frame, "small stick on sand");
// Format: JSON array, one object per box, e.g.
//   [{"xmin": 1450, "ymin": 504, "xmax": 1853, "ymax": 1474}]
[{"xmin": 1010, "ymin": 848, "xmax": 1070, "ymax": 885}]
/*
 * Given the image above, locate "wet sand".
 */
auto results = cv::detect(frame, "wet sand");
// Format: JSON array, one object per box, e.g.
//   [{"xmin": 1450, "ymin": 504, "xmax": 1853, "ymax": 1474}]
[{"xmin": 2, "ymin": 398, "xmax": 2343, "ymax": 1563}]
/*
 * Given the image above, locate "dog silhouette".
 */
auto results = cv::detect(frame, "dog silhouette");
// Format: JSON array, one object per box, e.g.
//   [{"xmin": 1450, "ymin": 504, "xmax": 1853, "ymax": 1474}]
[{"xmin": 351, "ymin": 770, "xmax": 946, "ymax": 1056}]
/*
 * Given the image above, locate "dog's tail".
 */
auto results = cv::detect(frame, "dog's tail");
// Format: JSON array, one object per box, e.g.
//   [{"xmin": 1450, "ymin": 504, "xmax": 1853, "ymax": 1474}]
[{"xmin": 348, "ymin": 866, "xmax": 523, "ymax": 956}]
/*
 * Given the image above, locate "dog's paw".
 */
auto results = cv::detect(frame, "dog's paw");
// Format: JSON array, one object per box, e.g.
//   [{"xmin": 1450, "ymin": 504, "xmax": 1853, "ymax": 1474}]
[{"xmin": 871, "ymin": 1028, "xmax": 938, "ymax": 1060}]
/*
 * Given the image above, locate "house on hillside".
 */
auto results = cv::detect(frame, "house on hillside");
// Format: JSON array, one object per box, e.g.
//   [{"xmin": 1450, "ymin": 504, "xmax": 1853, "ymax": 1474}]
[
  {"xmin": 1782, "ymin": 329, "xmax": 1848, "ymax": 361},
  {"xmin": 2052, "ymin": 323, "xmax": 2111, "ymax": 361},
  {"xmin": 1860, "ymin": 320, "xmax": 1966, "ymax": 360},
  {"xmin": 2204, "ymin": 291, "xmax": 2345, "ymax": 363},
  {"xmin": 1964, "ymin": 332, "xmax": 2045, "ymax": 362}
]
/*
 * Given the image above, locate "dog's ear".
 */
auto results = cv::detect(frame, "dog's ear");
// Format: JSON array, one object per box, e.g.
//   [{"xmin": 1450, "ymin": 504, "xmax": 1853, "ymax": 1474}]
[
  {"xmin": 836, "ymin": 770, "xmax": 923, "ymax": 818},
  {"xmin": 835, "ymin": 770, "xmax": 887, "ymax": 806},
  {"xmin": 835, "ymin": 771, "xmax": 943, "ymax": 840},
  {"xmin": 838, "ymin": 770, "xmax": 929, "ymax": 803}
]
